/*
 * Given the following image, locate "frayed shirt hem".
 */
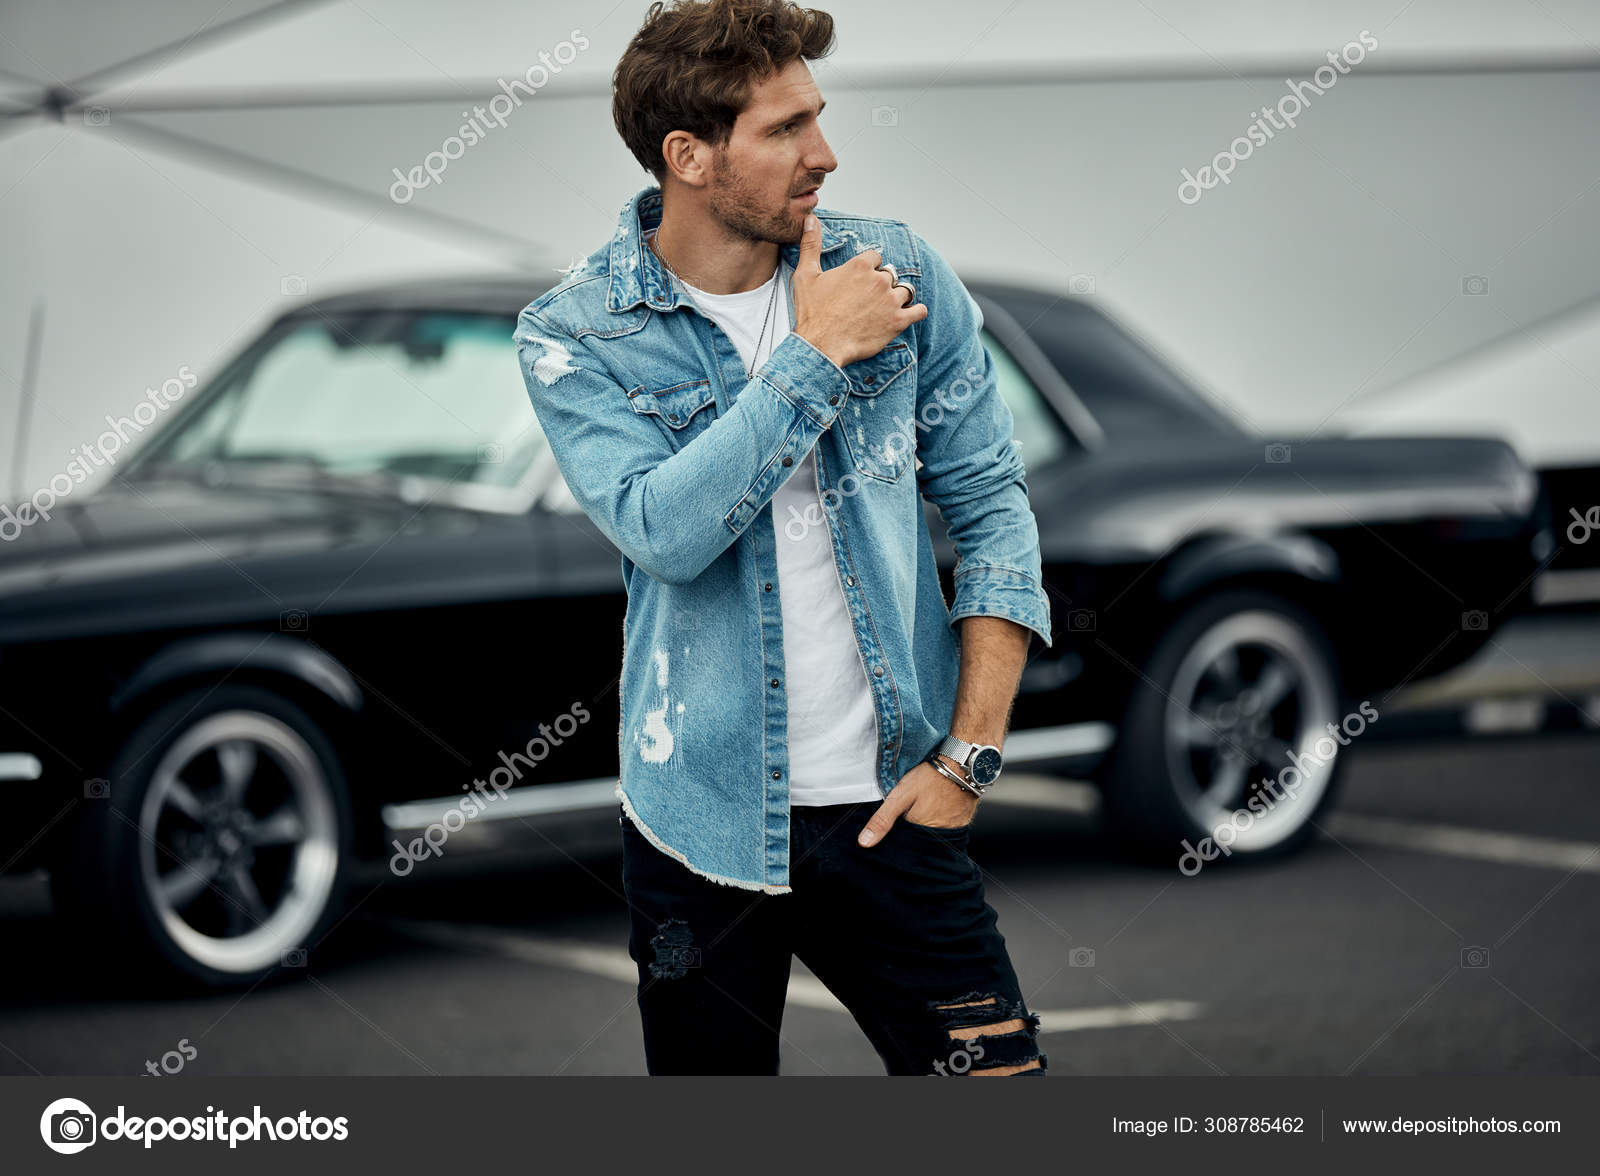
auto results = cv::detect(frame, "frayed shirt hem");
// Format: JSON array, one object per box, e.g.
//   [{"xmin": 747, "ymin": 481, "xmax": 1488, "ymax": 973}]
[{"xmin": 616, "ymin": 782, "xmax": 793, "ymax": 895}]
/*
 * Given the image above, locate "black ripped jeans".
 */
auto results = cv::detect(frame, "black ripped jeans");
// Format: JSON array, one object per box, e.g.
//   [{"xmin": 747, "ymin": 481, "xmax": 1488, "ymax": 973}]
[{"xmin": 619, "ymin": 800, "xmax": 1047, "ymax": 1076}]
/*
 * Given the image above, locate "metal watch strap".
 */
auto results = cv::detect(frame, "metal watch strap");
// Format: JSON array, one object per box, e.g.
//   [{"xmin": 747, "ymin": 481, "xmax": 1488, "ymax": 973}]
[
  {"xmin": 938, "ymin": 734, "xmax": 976, "ymax": 764},
  {"xmin": 937, "ymin": 734, "xmax": 1003, "ymax": 791}
]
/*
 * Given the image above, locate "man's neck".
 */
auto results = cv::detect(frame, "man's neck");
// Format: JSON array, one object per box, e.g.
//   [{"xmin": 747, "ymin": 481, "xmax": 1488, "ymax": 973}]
[{"xmin": 650, "ymin": 205, "xmax": 780, "ymax": 296}]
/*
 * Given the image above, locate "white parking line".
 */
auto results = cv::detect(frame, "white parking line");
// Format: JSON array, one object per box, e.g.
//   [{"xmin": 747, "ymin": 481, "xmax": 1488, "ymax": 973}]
[
  {"xmin": 1036, "ymin": 1001, "xmax": 1204, "ymax": 1034},
  {"xmin": 981, "ymin": 773, "xmax": 1100, "ymax": 813},
  {"xmin": 371, "ymin": 915, "xmax": 1201, "ymax": 1033},
  {"xmin": 375, "ymin": 915, "xmax": 845, "ymax": 1009},
  {"xmin": 987, "ymin": 775, "xmax": 1600, "ymax": 877},
  {"xmin": 1325, "ymin": 812, "xmax": 1600, "ymax": 874}
]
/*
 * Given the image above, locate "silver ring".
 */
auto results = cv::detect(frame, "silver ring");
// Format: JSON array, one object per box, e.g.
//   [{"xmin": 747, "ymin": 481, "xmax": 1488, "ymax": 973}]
[
  {"xmin": 892, "ymin": 279, "xmax": 916, "ymax": 307},
  {"xmin": 876, "ymin": 261, "xmax": 899, "ymax": 284}
]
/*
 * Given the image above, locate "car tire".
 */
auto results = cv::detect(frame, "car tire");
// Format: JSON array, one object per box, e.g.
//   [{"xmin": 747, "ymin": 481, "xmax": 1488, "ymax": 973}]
[
  {"xmin": 1103, "ymin": 587, "xmax": 1351, "ymax": 867},
  {"xmin": 51, "ymin": 684, "xmax": 352, "ymax": 991}
]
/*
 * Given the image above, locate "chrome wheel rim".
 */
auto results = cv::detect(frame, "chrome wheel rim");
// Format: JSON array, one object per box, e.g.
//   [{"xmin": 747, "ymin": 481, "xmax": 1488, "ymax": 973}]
[
  {"xmin": 1163, "ymin": 610, "xmax": 1339, "ymax": 852},
  {"xmin": 137, "ymin": 710, "xmax": 339, "ymax": 974}
]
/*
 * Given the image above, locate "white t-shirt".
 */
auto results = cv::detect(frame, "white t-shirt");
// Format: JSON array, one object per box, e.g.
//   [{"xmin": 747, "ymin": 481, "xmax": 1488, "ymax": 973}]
[{"xmin": 647, "ymin": 231, "xmax": 882, "ymax": 807}]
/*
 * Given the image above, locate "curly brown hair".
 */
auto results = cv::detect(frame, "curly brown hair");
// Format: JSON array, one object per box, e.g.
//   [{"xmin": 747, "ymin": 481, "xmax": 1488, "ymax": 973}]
[{"xmin": 613, "ymin": 0, "xmax": 835, "ymax": 180}]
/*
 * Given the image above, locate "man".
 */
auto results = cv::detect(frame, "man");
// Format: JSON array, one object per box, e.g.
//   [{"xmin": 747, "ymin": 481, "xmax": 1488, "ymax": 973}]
[{"xmin": 514, "ymin": 0, "xmax": 1053, "ymax": 1076}]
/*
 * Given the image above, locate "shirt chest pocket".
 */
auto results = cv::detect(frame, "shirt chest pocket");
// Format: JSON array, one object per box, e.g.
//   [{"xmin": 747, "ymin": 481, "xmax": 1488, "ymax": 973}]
[
  {"xmin": 837, "ymin": 340, "xmax": 917, "ymax": 485},
  {"xmin": 627, "ymin": 378, "xmax": 718, "ymax": 446}
]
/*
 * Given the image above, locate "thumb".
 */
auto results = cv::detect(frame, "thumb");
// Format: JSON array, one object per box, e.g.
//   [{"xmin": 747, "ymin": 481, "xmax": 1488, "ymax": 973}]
[
  {"xmin": 795, "ymin": 214, "xmax": 822, "ymax": 274},
  {"xmin": 858, "ymin": 790, "xmax": 910, "ymax": 848}
]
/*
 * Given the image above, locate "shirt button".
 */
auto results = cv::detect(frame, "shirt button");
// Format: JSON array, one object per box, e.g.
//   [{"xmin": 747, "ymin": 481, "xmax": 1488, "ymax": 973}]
[
  {"xmin": 782, "ymin": 455, "xmax": 793, "ymax": 466},
  {"xmin": 873, "ymin": 666, "xmax": 884, "ymax": 678},
  {"xmin": 863, "ymin": 375, "xmax": 876, "ymax": 386},
  {"xmin": 771, "ymin": 770, "xmax": 781, "ymax": 779},
  {"xmin": 845, "ymin": 575, "xmax": 855, "ymax": 587},
  {"xmin": 764, "ymin": 582, "xmax": 773, "ymax": 591},
  {"xmin": 770, "ymin": 678, "xmax": 780, "ymax": 688},
  {"xmin": 828, "ymin": 395, "xmax": 840, "ymax": 406},
  {"xmin": 667, "ymin": 413, "xmax": 680, "ymax": 423}
]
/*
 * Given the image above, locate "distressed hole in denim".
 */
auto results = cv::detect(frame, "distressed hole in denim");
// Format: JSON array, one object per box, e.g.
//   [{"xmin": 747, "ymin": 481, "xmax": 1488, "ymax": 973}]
[
  {"xmin": 647, "ymin": 918, "xmax": 699, "ymax": 980},
  {"xmin": 931, "ymin": 991, "xmax": 996, "ymax": 1012},
  {"xmin": 932, "ymin": 992, "xmax": 1044, "ymax": 1076},
  {"xmin": 974, "ymin": 1055, "xmax": 1044, "ymax": 1076},
  {"xmin": 951, "ymin": 1017, "xmax": 1028, "ymax": 1038},
  {"xmin": 520, "ymin": 334, "xmax": 577, "ymax": 386}
]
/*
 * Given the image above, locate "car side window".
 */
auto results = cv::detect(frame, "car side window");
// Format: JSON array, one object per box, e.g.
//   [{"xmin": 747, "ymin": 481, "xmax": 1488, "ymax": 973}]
[{"xmin": 980, "ymin": 328, "xmax": 1066, "ymax": 471}]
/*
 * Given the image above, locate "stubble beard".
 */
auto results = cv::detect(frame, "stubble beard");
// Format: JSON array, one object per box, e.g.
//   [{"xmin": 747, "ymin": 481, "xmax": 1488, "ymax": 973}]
[{"xmin": 708, "ymin": 148, "xmax": 806, "ymax": 246}]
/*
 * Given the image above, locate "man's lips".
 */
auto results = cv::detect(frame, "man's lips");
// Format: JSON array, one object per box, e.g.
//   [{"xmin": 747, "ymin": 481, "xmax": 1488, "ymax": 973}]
[{"xmin": 793, "ymin": 188, "xmax": 819, "ymax": 207}]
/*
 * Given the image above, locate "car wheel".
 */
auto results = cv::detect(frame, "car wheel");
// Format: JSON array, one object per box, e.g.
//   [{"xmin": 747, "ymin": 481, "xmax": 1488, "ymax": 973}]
[
  {"xmin": 52, "ymin": 684, "xmax": 351, "ymax": 989},
  {"xmin": 1103, "ymin": 588, "xmax": 1349, "ymax": 864}
]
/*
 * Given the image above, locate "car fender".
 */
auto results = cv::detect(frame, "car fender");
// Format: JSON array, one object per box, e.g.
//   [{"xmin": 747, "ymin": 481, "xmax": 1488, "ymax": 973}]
[
  {"xmin": 1157, "ymin": 531, "xmax": 1341, "ymax": 605},
  {"xmin": 109, "ymin": 632, "xmax": 364, "ymax": 716}
]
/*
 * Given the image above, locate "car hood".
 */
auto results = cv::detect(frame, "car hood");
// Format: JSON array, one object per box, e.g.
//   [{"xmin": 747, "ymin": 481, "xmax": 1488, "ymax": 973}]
[
  {"xmin": 0, "ymin": 478, "xmax": 525, "ymax": 643},
  {"xmin": 1026, "ymin": 432, "xmax": 1543, "ymax": 562}
]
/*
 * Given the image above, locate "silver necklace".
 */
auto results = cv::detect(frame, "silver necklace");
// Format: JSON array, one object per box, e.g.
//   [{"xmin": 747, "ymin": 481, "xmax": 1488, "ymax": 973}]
[{"xmin": 651, "ymin": 234, "xmax": 781, "ymax": 382}]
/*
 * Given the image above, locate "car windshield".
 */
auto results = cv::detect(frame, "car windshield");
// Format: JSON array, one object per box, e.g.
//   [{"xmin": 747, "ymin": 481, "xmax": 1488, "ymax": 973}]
[
  {"xmin": 1045, "ymin": 312, "xmax": 1242, "ymax": 443},
  {"xmin": 976, "ymin": 286, "xmax": 1245, "ymax": 445},
  {"xmin": 128, "ymin": 309, "xmax": 547, "ymax": 490}
]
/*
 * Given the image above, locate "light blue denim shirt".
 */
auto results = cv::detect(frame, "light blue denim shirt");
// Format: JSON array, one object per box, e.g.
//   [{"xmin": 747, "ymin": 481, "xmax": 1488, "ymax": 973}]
[{"xmin": 513, "ymin": 185, "xmax": 1053, "ymax": 893}]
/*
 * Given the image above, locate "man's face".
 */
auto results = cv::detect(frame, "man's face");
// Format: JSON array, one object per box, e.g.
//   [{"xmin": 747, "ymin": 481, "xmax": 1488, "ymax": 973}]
[{"xmin": 706, "ymin": 59, "xmax": 836, "ymax": 245}]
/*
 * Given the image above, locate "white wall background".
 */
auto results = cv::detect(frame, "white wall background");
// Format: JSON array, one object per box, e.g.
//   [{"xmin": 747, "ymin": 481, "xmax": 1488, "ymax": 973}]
[{"xmin": 3, "ymin": 0, "xmax": 1598, "ymax": 498}]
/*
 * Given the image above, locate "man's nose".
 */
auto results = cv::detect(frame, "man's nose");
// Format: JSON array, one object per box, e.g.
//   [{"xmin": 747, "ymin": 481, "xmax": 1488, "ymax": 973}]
[{"xmin": 806, "ymin": 132, "xmax": 837, "ymax": 175}]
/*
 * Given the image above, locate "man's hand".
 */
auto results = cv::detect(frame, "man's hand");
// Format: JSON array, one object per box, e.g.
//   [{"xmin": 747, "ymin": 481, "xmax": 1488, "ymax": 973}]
[
  {"xmin": 857, "ymin": 759, "xmax": 979, "ymax": 847},
  {"xmin": 792, "ymin": 213, "xmax": 928, "ymax": 370}
]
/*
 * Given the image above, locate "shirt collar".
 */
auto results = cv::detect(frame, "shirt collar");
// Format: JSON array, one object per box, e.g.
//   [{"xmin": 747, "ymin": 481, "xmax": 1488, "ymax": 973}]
[{"xmin": 606, "ymin": 184, "xmax": 848, "ymax": 313}]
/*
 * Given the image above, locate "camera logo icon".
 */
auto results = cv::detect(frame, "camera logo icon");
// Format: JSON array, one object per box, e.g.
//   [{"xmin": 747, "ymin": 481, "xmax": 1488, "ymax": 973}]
[
  {"xmin": 40, "ymin": 1097, "xmax": 97, "ymax": 1154},
  {"xmin": 1566, "ymin": 505, "xmax": 1599, "ymax": 545},
  {"xmin": 870, "ymin": 105, "xmax": 898, "ymax": 127}
]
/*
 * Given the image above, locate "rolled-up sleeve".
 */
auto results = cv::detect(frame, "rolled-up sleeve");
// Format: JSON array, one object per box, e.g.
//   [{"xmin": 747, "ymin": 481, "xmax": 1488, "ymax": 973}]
[{"xmin": 908, "ymin": 231, "xmax": 1053, "ymax": 650}]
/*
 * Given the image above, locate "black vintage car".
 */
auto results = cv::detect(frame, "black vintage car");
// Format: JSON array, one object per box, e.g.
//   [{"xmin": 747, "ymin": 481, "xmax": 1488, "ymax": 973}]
[{"xmin": 0, "ymin": 274, "xmax": 1550, "ymax": 988}]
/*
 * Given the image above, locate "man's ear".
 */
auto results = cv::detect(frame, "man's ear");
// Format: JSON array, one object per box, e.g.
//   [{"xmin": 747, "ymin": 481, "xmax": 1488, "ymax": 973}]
[{"xmin": 659, "ymin": 130, "xmax": 710, "ymax": 188}]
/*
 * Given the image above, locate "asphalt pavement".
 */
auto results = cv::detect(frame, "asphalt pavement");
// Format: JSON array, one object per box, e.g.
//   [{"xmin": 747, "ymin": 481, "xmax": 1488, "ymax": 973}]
[{"xmin": 2, "ymin": 727, "xmax": 1595, "ymax": 1077}]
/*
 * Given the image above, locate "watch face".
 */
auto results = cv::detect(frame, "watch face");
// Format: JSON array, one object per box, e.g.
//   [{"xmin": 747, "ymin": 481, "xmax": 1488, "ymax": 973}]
[{"xmin": 970, "ymin": 747, "xmax": 1003, "ymax": 786}]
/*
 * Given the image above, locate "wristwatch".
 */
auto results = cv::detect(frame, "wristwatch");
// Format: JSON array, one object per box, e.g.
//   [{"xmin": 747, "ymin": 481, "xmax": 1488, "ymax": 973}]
[{"xmin": 933, "ymin": 734, "xmax": 1004, "ymax": 795}]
